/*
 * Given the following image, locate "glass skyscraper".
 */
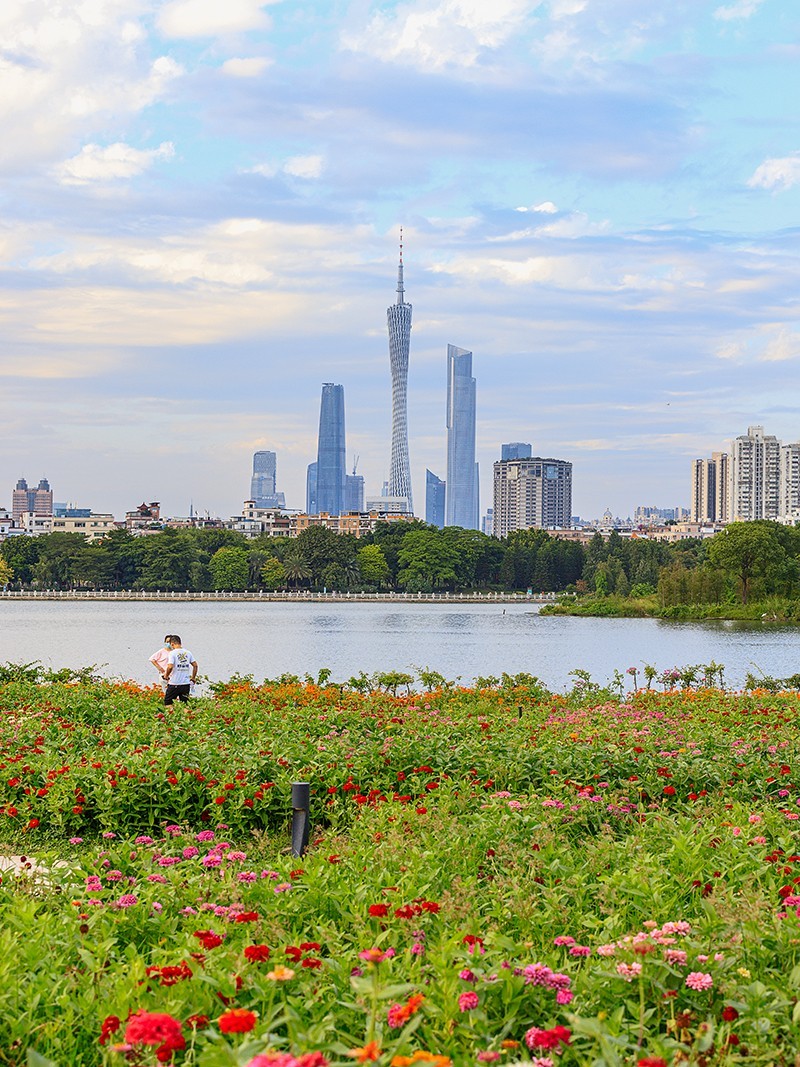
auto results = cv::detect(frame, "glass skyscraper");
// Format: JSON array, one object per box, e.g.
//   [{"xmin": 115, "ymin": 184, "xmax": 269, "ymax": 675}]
[
  {"xmin": 250, "ymin": 451, "xmax": 285, "ymax": 508},
  {"xmin": 387, "ymin": 235, "xmax": 413, "ymax": 513},
  {"xmin": 314, "ymin": 383, "xmax": 347, "ymax": 515},
  {"xmin": 501, "ymin": 442, "xmax": 532, "ymax": 461},
  {"xmin": 445, "ymin": 345, "xmax": 479, "ymax": 529},
  {"xmin": 425, "ymin": 469, "xmax": 445, "ymax": 528}
]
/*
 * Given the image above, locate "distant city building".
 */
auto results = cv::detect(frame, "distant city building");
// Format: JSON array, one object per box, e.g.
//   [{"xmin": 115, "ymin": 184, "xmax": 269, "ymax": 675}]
[
  {"xmin": 12, "ymin": 477, "xmax": 53, "ymax": 523},
  {"xmin": 501, "ymin": 442, "xmax": 532, "ymax": 461},
  {"xmin": 729, "ymin": 425, "xmax": 780, "ymax": 522},
  {"xmin": 18, "ymin": 512, "xmax": 53, "ymax": 536},
  {"xmin": 0, "ymin": 507, "xmax": 14, "ymax": 540},
  {"xmin": 365, "ymin": 495, "xmax": 408, "ymax": 514},
  {"xmin": 345, "ymin": 473, "xmax": 365, "ymax": 513},
  {"xmin": 306, "ymin": 462, "xmax": 318, "ymax": 514},
  {"xmin": 445, "ymin": 344, "xmax": 479, "ymax": 529},
  {"xmin": 690, "ymin": 450, "xmax": 728, "ymax": 524},
  {"xmin": 314, "ymin": 383, "xmax": 347, "ymax": 516},
  {"xmin": 482, "ymin": 507, "xmax": 494, "ymax": 536},
  {"xmin": 493, "ymin": 457, "xmax": 572, "ymax": 538},
  {"xmin": 387, "ymin": 233, "xmax": 414, "ymax": 513},
  {"xmin": 125, "ymin": 502, "xmax": 162, "ymax": 534},
  {"xmin": 780, "ymin": 442, "xmax": 800, "ymax": 524},
  {"xmin": 425, "ymin": 470, "xmax": 445, "ymax": 528},
  {"xmin": 51, "ymin": 514, "xmax": 117, "ymax": 541},
  {"xmin": 636, "ymin": 505, "xmax": 689, "ymax": 526},
  {"xmin": 250, "ymin": 451, "xmax": 285, "ymax": 509}
]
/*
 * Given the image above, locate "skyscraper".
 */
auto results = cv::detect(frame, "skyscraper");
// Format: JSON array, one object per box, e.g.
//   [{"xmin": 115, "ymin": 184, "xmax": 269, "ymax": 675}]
[
  {"xmin": 445, "ymin": 345, "xmax": 479, "ymax": 529},
  {"xmin": 493, "ymin": 457, "xmax": 572, "ymax": 537},
  {"xmin": 12, "ymin": 477, "xmax": 53, "ymax": 523},
  {"xmin": 306, "ymin": 462, "xmax": 318, "ymax": 514},
  {"xmin": 729, "ymin": 425, "xmax": 780, "ymax": 521},
  {"xmin": 387, "ymin": 233, "xmax": 413, "ymax": 513},
  {"xmin": 314, "ymin": 383, "xmax": 347, "ymax": 515},
  {"xmin": 501, "ymin": 442, "xmax": 532, "ymax": 461},
  {"xmin": 425, "ymin": 469, "xmax": 445, "ymax": 528},
  {"xmin": 250, "ymin": 451, "xmax": 285, "ymax": 509}
]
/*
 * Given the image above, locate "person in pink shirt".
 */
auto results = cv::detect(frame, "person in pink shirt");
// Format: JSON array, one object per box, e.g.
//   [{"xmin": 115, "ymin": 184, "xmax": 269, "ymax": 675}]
[{"xmin": 149, "ymin": 635, "xmax": 174, "ymax": 690}]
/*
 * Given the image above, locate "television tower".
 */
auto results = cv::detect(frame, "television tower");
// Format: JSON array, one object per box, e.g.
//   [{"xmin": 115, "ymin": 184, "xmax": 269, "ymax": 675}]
[{"xmin": 387, "ymin": 229, "xmax": 413, "ymax": 512}]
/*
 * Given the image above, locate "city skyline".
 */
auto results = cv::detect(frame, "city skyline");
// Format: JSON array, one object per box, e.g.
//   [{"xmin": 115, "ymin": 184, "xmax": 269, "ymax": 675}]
[{"xmin": 2, "ymin": 3, "xmax": 799, "ymax": 520}]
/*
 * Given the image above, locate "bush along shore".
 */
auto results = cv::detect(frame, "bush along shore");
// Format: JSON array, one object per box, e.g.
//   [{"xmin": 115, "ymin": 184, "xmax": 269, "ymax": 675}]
[{"xmin": 3, "ymin": 670, "xmax": 800, "ymax": 1064}]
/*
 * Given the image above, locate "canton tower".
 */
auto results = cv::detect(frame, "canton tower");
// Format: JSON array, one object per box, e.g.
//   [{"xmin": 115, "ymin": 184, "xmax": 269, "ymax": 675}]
[{"xmin": 387, "ymin": 230, "xmax": 413, "ymax": 512}]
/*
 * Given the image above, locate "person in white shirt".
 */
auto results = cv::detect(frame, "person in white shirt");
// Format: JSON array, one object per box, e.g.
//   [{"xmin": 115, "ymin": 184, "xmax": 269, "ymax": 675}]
[
  {"xmin": 149, "ymin": 635, "xmax": 174, "ymax": 691},
  {"xmin": 162, "ymin": 635, "xmax": 198, "ymax": 706}
]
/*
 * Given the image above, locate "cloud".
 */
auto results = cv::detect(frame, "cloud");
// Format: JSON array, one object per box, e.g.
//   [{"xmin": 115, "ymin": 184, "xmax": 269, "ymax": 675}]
[
  {"xmin": 341, "ymin": 0, "xmax": 534, "ymax": 71},
  {"xmin": 56, "ymin": 141, "xmax": 175, "ymax": 185},
  {"xmin": 157, "ymin": 0, "xmax": 275, "ymax": 38},
  {"xmin": 714, "ymin": 0, "xmax": 764, "ymax": 21},
  {"xmin": 221, "ymin": 56, "xmax": 271, "ymax": 78},
  {"xmin": 516, "ymin": 202, "xmax": 558, "ymax": 213},
  {"xmin": 747, "ymin": 153, "xmax": 800, "ymax": 191},
  {"xmin": 283, "ymin": 154, "xmax": 324, "ymax": 179}
]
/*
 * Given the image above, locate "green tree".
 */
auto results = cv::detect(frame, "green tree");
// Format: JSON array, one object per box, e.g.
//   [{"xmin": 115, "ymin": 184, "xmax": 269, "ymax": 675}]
[
  {"xmin": 137, "ymin": 530, "xmax": 199, "ymax": 591},
  {"xmin": 397, "ymin": 529, "xmax": 460, "ymax": 591},
  {"xmin": 0, "ymin": 558, "xmax": 13, "ymax": 589},
  {"xmin": 1, "ymin": 535, "xmax": 40, "ymax": 585},
  {"xmin": 209, "ymin": 546, "xmax": 249, "ymax": 591},
  {"xmin": 260, "ymin": 557, "xmax": 286, "ymax": 589},
  {"xmin": 706, "ymin": 521, "xmax": 784, "ymax": 605},
  {"xmin": 357, "ymin": 544, "xmax": 390, "ymax": 587},
  {"xmin": 283, "ymin": 551, "xmax": 311, "ymax": 588}
]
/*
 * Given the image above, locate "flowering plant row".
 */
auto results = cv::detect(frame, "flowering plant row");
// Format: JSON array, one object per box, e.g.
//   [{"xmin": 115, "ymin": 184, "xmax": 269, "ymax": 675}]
[{"xmin": 2, "ymin": 679, "xmax": 800, "ymax": 1063}]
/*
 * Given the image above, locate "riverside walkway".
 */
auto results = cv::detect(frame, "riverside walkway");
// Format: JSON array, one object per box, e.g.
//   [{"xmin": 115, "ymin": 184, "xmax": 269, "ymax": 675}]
[{"xmin": 0, "ymin": 589, "xmax": 554, "ymax": 604}]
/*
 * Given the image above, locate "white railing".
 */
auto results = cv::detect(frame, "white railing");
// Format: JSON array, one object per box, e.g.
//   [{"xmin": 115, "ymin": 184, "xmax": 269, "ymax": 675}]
[{"xmin": 0, "ymin": 588, "xmax": 558, "ymax": 603}]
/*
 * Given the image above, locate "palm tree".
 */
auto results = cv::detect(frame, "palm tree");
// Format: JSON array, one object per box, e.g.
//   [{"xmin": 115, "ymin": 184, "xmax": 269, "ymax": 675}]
[
  {"xmin": 341, "ymin": 558, "xmax": 362, "ymax": 589},
  {"xmin": 283, "ymin": 552, "xmax": 311, "ymax": 588}
]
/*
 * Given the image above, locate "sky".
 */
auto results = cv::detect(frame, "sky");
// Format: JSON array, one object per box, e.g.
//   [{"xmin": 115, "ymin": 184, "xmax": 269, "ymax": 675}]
[{"xmin": 1, "ymin": 0, "xmax": 799, "ymax": 522}]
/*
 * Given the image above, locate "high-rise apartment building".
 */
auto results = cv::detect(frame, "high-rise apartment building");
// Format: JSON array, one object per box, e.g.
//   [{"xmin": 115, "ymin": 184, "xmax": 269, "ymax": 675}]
[
  {"xmin": 425, "ymin": 470, "xmax": 445, "ymax": 528},
  {"xmin": 345, "ymin": 473, "xmax": 365, "ymax": 514},
  {"xmin": 492, "ymin": 457, "xmax": 572, "ymax": 538},
  {"xmin": 501, "ymin": 442, "xmax": 532, "ymax": 461},
  {"xmin": 387, "ymin": 235, "xmax": 413, "ymax": 513},
  {"xmin": 314, "ymin": 383, "xmax": 347, "ymax": 515},
  {"xmin": 713, "ymin": 451, "xmax": 729, "ymax": 523},
  {"xmin": 250, "ymin": 451, "xmax": 285, "ymax": 509},
  {"xmin": 445, "ymin": 345, "xmax": 479, "ymax": 529},
  {"xmin": 12, "ymin": 477, "xmax": 53, "ymax": 523},
  {"xmin": 690, "ymin": 458, "xmax": 716, "ymax": 523},
  {"xmin": 780, "ymin": 442, "xmax": 800, "ymax": 524},
  {"xmin": 729, "ymin": 425, "xmax": 780, "ymax": 521}
]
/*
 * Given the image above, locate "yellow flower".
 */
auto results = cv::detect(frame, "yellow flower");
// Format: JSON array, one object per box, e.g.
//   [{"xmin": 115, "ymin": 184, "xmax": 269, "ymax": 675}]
[
  {"xmin": 266, "ymin": 965, "xmax": 295, "ymax": 981},
  {"xmin": 737, "ymin": 967, "xmax": 751, "ymax": 978}
]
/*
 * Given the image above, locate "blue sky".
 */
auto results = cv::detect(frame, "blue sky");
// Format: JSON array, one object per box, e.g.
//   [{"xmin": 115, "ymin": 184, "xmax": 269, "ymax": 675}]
[{"xmin": 1, "ymin": 0, "xmax": 799, "ymax": 521}]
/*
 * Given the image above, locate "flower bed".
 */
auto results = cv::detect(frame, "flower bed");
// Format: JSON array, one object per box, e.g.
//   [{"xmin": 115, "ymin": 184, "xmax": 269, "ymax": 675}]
[{"xmin": 2, "ymin": 679, "xmax": 800, "ymax": 1064}]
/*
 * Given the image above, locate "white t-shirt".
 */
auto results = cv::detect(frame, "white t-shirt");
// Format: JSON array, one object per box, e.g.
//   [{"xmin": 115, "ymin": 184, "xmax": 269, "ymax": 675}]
[{"xmin": 167, "ymin": 648, "xmax": 195, "ymax": 685}]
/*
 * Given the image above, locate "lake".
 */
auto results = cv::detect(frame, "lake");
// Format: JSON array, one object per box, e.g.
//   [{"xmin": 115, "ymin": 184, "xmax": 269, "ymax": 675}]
[{"xmin": 1, "ymin": 600, "xmax": 798, "ymax": 691}]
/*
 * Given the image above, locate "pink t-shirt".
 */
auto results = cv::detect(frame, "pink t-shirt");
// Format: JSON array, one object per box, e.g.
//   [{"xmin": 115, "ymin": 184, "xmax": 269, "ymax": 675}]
[{"xmin": 149, "ymin": 648, "xmax": 171, "ymax": 673}]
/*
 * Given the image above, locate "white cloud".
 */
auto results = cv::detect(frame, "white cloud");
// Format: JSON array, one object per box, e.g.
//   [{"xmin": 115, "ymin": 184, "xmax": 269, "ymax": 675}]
[
  {"xmin": 714, "ymin": 0, "xmax": 764, "ymax": 21},
  {"xmin": 747, "ymin": 153, "xmax": 800, "ymax": 191},
  {"xmin": 158, "ymin": 0, "xmax": 275, "ymax": 38},
  {"xmin": 56, "ymin": 141, "xmax": 174, "ymax": 185},
  {"xmin": 516, "ymin": 201, "xmax": 558, "ymax": 213},
  {"xmin": 760, "ymin": 327, "xmax": 800, "ymax": 363},
  {"xmin": 341, "ymin": 0, "xmax": 534, "ymax": 71},
  {"xmin": 221, "ymin": 56, "xmax": 271, "ymax": 77},
  {"xmin": 284, "ymin": 154, "xmax": 324, "ymax": 179}
]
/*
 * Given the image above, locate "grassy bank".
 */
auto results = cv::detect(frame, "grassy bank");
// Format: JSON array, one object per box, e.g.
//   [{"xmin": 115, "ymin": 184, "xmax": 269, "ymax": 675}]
[{"xmin": 541, "ymin": 593, "xmax": 800, "ymax": 622}]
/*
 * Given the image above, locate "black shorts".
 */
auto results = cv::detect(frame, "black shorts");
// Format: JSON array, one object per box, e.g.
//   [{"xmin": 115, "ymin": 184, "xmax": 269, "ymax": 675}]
[{"xmin": 164, "ymin": 684, "xmax": 191, "ymax": 705}]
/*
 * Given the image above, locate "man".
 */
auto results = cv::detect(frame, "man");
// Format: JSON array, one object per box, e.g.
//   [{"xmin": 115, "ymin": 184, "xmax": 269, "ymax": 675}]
[
  {"xmin": 163, "ymin": 635, "xmax": 198, "ymax": 706},
  {"xmin": 149, "ymin": 635, "xmax": 174, "ymax": 690}
]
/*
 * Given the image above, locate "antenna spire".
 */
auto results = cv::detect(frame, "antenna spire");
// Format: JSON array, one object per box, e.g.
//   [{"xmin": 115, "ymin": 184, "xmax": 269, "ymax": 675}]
[{"xmin": 396, "ymin": 226, "xmax": 405, "ymax": 305}]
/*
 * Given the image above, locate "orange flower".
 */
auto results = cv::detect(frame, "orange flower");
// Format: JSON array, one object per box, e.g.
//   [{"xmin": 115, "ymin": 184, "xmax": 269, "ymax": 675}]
[{"xmin": 348, "ymin": 1041, "xmax": 381, "ymax": 1062}]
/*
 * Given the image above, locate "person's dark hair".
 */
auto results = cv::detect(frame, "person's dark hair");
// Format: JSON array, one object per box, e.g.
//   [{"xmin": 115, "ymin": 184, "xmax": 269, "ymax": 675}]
[
  {"xmin": 171, "ymin": 635, "xmax": 181, "ymax": 645},
  {"xmin": 164, "ymin": 635, "xmax": 174, "ymax": 643}
]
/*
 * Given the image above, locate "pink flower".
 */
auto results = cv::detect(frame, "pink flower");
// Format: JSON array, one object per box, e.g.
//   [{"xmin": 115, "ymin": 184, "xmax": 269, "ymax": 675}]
[
  {"xmin": 69, "ymin": 837, "xmax": 83, "ymax": 845},
  {"xmin": 553, "ymin": 936, "xmax": 575, "ymax": 947},
  {"xmin": 458, "ymin": 991, "xmax": 479, "ymax": 1012},
  {"xmin": 664, "ymin": 950, "xmax": 687, "ymax": 966},
  {"xmin": 196, "ymin": 830, "xmax": 215, "ymax": 841},
  {"xmin": 202, "ymin": 855, "xmax": 222, "ymax": 868},
  {"xmin": 183, "ymin": 847, "xmax": 199, "ymax": 859},
  {"xmin": 358, "ymin": 947, "xmax": 394, "ymax": 963},
  {"xmin": 685, "ymin": 972, "xmax": 713, "ymax": 991},
  {"xmin": 748, "ymin": 814, "xmax": 762, "ymax": 824},
  {"xmin": 616, "ymin": 962, "xmax": 642, "ymax": 981},
  {"xmin": 477, "ymin": 1053, "xmax": 501, "ymax": 1062},
  {"xmin": 596, "ymin": 944, "xmax": 616, "ymax": 957},
  {"xmin": 116, "ymin": 894, "xmax": 138, "ymax": 908},
  {"xmin": 458, "ymin": 969, "xmax": 477, "ymax": 982},
  {"xmin": 568, "ymin": 945, "xmax": 591, "ymax": 957},
  {"xmin": 555, "ymin": 989, "xmax": 573, "ymax": 1005}
]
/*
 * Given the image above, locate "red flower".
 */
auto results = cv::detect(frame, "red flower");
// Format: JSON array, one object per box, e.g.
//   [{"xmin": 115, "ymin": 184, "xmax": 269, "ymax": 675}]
[
  {"xmin": 369, "ymin": 904, "xmax": 390, "ymax": 917},
  {"xmin": 125, "ymin": 1010, "xmax": 184, "ymax": 1048},
  {"xmin": 722, "ymin": 1006, "xmax": 739, "ymax": 1021},
  {"xmin": 185, "ymin": 1014, "xmax": 209, "ymax": 1029},
  {"xmin": 663, "ymin": 786, "xmax": 676, "ymax": 796},
  {"xmin": 194, "ymin": 930, "xmax": 224, "ymax": 949},
  {"xmin": 218, "ymin": 1008, "xmax": 258, "ymax": 1034},
  {"xmin": 244, "ymin": 944, "xmax": 271, "ymax": 962},
  {"xmin": 302, "ymin": 957, "xmax": 322, "ymax": 969},
  {"xmin": 285, "ymin": 945, "xmax": 303, "ymax": 962},
  {"xmin": 235, "ymin": 911, "xmax": 260, "ymax": 923},
  {"xmin": 637, "ymin": 1059, "xmax": 668, "ymax": 1067},
  {"xmin": 300, "ymin": 942, "xmax": 321, "ymax": 951},
  {"xmin": 526, "ymin": 1025, "xmax": 571, "ymax": 1050},
  {"xmin": 99, "ymin": 1015, "xmax": 121, "ymax": 1045}
]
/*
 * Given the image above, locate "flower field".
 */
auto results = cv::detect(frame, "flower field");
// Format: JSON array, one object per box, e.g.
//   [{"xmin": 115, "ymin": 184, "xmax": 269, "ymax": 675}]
[{"xmin": 3, "ymin": 677, "xmax": 800, "ymax": 1065}]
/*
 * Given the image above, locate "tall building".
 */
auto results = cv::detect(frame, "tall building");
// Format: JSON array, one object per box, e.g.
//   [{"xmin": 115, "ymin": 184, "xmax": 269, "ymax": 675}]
[
  {"xmin": 345, "ymin": 473, "xmax": 365, "ymax": 513},
  {"xmin": 387, "ymin": 233, "xmax": 413, "ymax": 513},
  {"xmin": 729, "ymin": 425, "xmax": 780, "ymax": 521},
  {"xmin": 690, "ymin": 452, "xmax": 729, "ymax": 523},
  {"xmin": 713, "ymin": 450, "xmax": 729, "ymax": 523},
  {"xmin": 306, "ymin": 462, "xmax": 318, "ymax": 515},
  {"xmin": 780, "ymin": 442, "xmax": 800, "ymax": 524},
  {"xmin": 426, "ymin": 470, "xmax": 445, "ymax": 528},
  {"xmin": 501, "ymin": 442, "xmax": 532, "ymax": 461},
  {"xmin": 12, "ymin": 477, "xmax": 53, "ymax": 523},
  {"xmin": 250, "ymin": 451, "xmax": 285, "ymax": 509},
  {"xmin": 492, "ymin": 457, "xmax": 572, "ymax": 538},
  {"xmin": 445, "ymin": 345, "xmax": 479, "ymax": 529},
  {"xmin": 314, "ymin": 383, "xmax": 347, "ymax": 515}
]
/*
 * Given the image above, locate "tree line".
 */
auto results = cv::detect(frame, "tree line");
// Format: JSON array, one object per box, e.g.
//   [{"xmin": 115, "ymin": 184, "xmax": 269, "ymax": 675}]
[{"xmin": 0, "ymin": 520, "xmax": 798, "ymax": 601}]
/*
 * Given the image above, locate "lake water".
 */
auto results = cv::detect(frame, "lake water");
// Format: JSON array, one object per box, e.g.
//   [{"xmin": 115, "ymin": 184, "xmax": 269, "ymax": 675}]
[{"xmin": 1, "ymin": 601, "xmax": 799, "ymax": 691}]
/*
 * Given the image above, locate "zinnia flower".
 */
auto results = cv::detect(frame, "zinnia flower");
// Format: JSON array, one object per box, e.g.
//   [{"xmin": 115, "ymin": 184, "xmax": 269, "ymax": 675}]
[
  {"xmin": 244, "ymin": 944, "xmax": 271, "ymax": 962},
  {"xmin": 458, "ymin": 991, "xmax": 479, "ymax": 1011},
  {"xmin": 218, "ymin": 1008, "xmax": 258, "ymax": 1034},
  {"xmin": 685, "ymin": 972, "xmax": 713, "ymax": 991},
  {"xmin": 125, "ymin": 1011, "xmax": 183, "ymax": 1047}
]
